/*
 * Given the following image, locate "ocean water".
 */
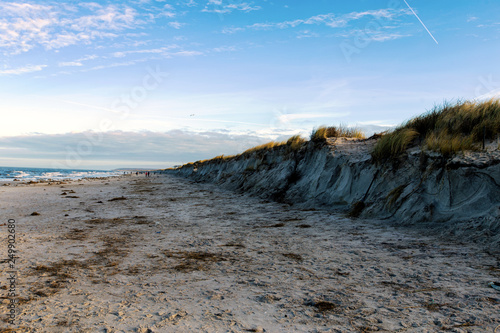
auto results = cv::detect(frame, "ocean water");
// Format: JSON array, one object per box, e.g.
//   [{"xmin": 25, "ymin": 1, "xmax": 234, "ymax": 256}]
[{"xmin": 0, "ymin": 166, "xmax": 122, "ymax": 181}]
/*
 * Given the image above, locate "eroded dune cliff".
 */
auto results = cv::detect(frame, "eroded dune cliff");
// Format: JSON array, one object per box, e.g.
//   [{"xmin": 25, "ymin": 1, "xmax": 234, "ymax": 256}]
[{"xmin": 167, "ymin": 137, "xmax": 500, "ymax": 252}]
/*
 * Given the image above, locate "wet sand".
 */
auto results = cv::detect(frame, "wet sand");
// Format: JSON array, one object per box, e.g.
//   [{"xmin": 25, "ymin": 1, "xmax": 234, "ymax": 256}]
[{"xmin": 0, "ymin": 175, "xmax": 499, "ymax": 332}]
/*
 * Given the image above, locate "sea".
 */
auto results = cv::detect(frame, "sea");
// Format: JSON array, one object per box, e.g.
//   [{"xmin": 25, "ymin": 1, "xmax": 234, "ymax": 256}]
[{"xmin": 0, "ymin": 166, "xmax": 122, "ymax": 181}]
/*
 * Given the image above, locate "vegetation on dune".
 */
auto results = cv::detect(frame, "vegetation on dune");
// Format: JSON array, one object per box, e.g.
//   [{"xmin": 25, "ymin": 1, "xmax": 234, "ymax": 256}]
[
  {"xmin": 286, "ymin": 135, "xmax": 307, "ymax": 151},
  {"xmin": 243, "ymin": 141, "xmax": 287, "ymax": 155},
  {"xmin": 372, "ymin": 128, "xmax": 418, "ymax": 161},
  {"xmin": 173, "ymin": 125, "xmax": 366, "ymax": 169},
  {"xmin": 310, "ymin": 125, "xmax": 366, "ymax": 142},
  {"xmin": 372, "ymin": 99, "xmax": 500, "ymax": 161},
  {"xmin": 174, "ymin": 99, "xmax": 500, "ymax": 169},
  {"xmin": 240, "ymin": 135, "xmax": 308, "ymax": 155}
]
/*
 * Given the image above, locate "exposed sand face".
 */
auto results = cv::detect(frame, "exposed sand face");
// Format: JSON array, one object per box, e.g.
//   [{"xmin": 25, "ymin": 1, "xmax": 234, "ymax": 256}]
[{"xmin": 0, "ymin": 175, "xmax": 499, "ymax": 332}]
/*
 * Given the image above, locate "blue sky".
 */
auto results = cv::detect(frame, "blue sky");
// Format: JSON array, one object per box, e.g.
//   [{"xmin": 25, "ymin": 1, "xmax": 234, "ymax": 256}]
[{"xmin": 1, "ymin": 0, "xmax": 500, "ymax": 169}]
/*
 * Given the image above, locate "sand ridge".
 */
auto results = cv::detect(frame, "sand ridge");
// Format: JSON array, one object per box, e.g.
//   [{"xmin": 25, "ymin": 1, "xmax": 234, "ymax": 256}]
[{"xmin": 0, "ymin": 175, "xmax": 499, "ymax": 332}]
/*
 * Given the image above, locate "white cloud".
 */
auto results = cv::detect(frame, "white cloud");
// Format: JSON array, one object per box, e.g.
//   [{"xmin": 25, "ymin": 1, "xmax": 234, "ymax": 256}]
[
  {"xmin": 66, "ymin": 5, "xmax": 138, "ymax": 31},
  {"xmin": 110, "ymin": 45, "xmax": 180, "ymax": 57},
  {"xmin": 0, "ymin": 64, "xmax": 47, "ymax": 75},
  {"xmin": 202, "ymin": 1, "xmax": 261, "ymax": 14},
  {"xmin": 76, "ymin": 54, "xmax": 98, "ymax": 61},
  {"xmin": 225, "ymin": 8, "xmax": 411, "ymax": 33},
  {"xmin": 296, "ymin": 30, "xmax": 319, "ymax": 39},
  {"xmin": 221, "ymin": 26, "xmax": 245, "ymax": 34},
  {"xmin": 168, "ymin": 21, "xmax": 185, "ymax": 29},
  {"xmin": 58, "ymin": 61, "xmax": 83, "ymax": 67},
  {"xmin": 78, "ymin": 2, "xmax": 102, "ymax": 11},
  {"xmin": 172, "ymin": 50, "xmax": 203, "ymax": 56},
  {"xmin": 158, "ymin": 10, "xmax": 176, "ymax": 18},
  {"xmin": 178, "ymin": 0, "xmax": 197, "ymax": 7},
  {"xmin": 0, "ymin": 3, "xmax": 143, "ymax": 55},
  {"xmin": 335, "ymin": 29, "xmax": 410, "ymax": 42},
  {"xmin": 212, "ymin": 45, "xmax": 237, "ymax": 52}
]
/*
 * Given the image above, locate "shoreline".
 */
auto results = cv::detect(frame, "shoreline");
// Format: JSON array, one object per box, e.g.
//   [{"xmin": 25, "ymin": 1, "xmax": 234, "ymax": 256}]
[
  {"xmin": 0, "ymin": 175, "xmax": 129, "ymax": 186},
  {"xmin": 0, "ymin": 174, "xmax": 498, "ymax": 332}
]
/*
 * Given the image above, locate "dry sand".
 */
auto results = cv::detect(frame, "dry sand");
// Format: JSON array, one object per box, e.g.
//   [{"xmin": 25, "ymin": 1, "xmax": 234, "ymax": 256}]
[{"xmin": 0, "ymin": 175, "xmax": 499, "ymax": 332}]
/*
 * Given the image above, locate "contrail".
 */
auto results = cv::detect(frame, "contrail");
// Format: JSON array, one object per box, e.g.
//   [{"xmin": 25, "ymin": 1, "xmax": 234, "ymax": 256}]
[{"xmin": 403, "ymin": 0, "xmax": 439, "ymax": 45}]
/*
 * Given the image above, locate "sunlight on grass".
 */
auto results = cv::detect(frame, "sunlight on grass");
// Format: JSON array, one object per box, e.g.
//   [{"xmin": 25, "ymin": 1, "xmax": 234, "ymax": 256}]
[
  {"xmin": 372, "ymin": 98, "xmax": 500, "ymax": 161},
  {"xmin": 311, "ymin": 125, "xmax": 365, "ymax": 142}
]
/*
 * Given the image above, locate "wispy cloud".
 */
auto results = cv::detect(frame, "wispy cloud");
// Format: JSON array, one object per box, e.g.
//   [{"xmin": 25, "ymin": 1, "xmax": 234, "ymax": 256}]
[
  {"xmin": 0, "ymin": 3, "xmax": 153, "ymax": 55},
  {"xmin": 296, "ymin": 30, "xmax": 319, "ymax": 39},
  {"xmin": 218, "ymin": 7, "xmax": 415, "ymax": 45},
  {"xmin": 202, "ymin": 0, "xmax": 261, "ymax": 14},
  {"xmin": 0, "ymin": 64, "xmax": 47, "ymax": 75},
  {"xmin": 168, "ymin": 21, "xmax": 185, "ymax": 29},
  {"xmin": 222, "ymin": 8, "xmax": 411, "ymax": 34},
  {"xmin": 221, "ymin": 26, "xmax": 245, "ymax": 34},
  {"xmin": 335, "ymin": 29, "xmax": 410, "ymax": 42},
  {"xmin": 66, "ymin": 5, "xmax": 139, "ymax": 31},
  {"xmin": 58, "ymin": 61, "xmax": 83, "ymax": 67}
]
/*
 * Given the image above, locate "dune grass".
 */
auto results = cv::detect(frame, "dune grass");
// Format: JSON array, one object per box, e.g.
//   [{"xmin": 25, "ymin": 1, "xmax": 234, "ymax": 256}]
[
  {"xmin": 179, "ymin": 134, "xmax": 307, "ymax": 169},
  {"xmin": 287, "ymin": 135, "xmax": 307, "ymax": 150},
  {"xmin": 174, "ymin": 124, "xmax": 367, "ymax": 170},
  {"xmin": 242, "ymin": 135, "xmax": 308, "ymax": 156},
  {"xmin": 243, "ymin": 141, "xmax": 287, "ymax": 155},
  {"xmin": 372, "ymin": 99, "xmax": 500, "ymax": 161},
  {"xmin": 311, "ymin": 125, "xmax": 365, "ymax": 142},
  {"xmin": 372, "ymin": 128, "xmax": 418, "ymax": 161}
]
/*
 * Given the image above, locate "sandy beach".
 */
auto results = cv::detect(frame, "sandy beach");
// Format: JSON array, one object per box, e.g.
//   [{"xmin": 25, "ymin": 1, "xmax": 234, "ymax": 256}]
[{"xmin": 0, "ymin": 174, "xmax": 499, "ymax": 332}]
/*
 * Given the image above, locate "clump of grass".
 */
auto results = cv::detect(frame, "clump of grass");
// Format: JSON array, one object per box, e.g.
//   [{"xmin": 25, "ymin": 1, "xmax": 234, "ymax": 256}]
[
  {"xmin": 372, "ymin": 128, "xmax": 418, "ymax": 161},
  {"xmin": 286, "ymin": 134, "xmax": 307, "ymax": 151},
  {"xmin": 311, "ymin": 125, "xmax": 365, "ymax": 142},
  {"xmin": 425, "ymin": 130, "xmax": 475, "ymax": 155},
  {"xmin": 373, "ymin": 99, "xmax": 500, "ymax": 161},
  {"xmin": 243, "ymin": 141, "xmax": 286, "ymax": 155}
]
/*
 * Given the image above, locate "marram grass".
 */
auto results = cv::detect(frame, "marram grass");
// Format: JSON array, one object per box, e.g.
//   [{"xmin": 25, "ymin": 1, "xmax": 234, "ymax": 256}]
[
  {"xmin": 311, "ymin": 125, "xmax": 365, "ymax": 142},
  {"xmin": 372, "ymin": 98, "xmax": 500, "ymax": 161},
  {"xmin": 177, "ymin": 125, "xmax": 366, "ymax": 169}
]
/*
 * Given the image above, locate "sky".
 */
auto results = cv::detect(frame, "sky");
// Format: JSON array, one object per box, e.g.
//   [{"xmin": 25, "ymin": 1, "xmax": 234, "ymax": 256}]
[{"xmin": 1, "ymin": 0, "xmax": 500, "ymax": 170}]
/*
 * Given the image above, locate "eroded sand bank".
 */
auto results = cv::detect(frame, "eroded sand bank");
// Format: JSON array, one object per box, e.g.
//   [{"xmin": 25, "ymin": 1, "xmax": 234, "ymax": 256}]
[{"xmin": 0, "ymin": 175, "xmax": 499, "ymax": 332}]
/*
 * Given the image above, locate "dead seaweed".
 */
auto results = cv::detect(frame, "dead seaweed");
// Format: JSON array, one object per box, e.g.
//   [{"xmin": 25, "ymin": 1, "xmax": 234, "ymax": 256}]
[
  {"xmin": 108, "ymin": 196, "xmax": 127, "ymax": 201},
  {"xmin": 282, "ymin": 253, "xmax": 303, "ymax": 261},
  {"xmin": 305, "ymin": 300, "xmax": 338, "ymax": 312},
  {"xmin": 162, "ymin": 250, "xmax": 228, "ymax": 272}
]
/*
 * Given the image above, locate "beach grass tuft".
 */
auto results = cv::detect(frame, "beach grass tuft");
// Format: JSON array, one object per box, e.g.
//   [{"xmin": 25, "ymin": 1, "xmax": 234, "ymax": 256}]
[
  {"xmin": 372, "ymin": 98, "xmax": 500, "ymax": 161},
  {"xmin": 310, "ymin": 125, "xmax": 365, "ymax": 142}
]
